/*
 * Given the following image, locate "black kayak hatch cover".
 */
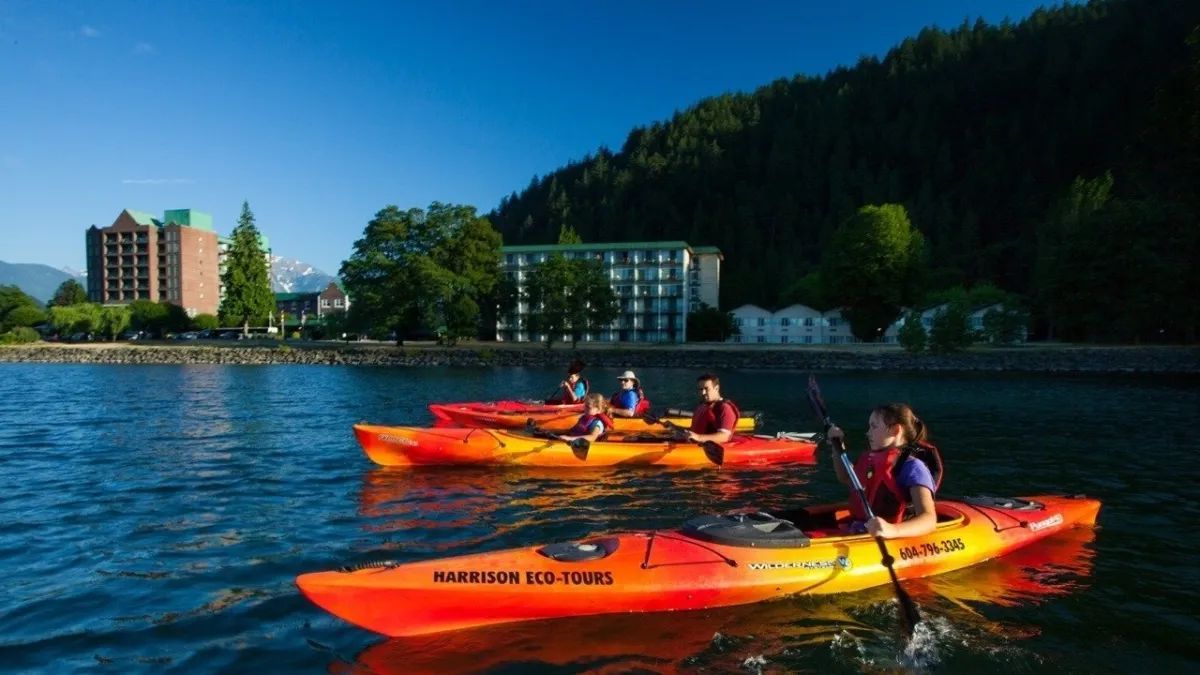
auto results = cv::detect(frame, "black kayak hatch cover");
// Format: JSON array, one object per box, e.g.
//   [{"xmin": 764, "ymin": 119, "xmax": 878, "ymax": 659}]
[{"xmin": 681, "ymin": 512, "xmax": 812, "ymax": 549}]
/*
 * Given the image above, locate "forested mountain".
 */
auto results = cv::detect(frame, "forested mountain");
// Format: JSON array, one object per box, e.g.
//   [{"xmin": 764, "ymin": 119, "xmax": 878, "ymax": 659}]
[
  {"xmin": 0, "ymin": 261, "xmax": 77, "ymax": 304},
  {"xmin": 490, "ymin": 0, "xmax": 1199, "ymax": 337}
]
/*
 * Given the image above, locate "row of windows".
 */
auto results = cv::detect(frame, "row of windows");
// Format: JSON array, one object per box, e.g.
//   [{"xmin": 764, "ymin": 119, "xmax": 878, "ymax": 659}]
[
  {"xmin": 735, "ymin": 317, "xmax": 843, "ymax": 328},
  {"xmin": 499, "ymin": 330, "xmax": 681, "ymax": 343},
  {"xmin": 505, "ymin": 249, "xmax": 682, "ymax": 266}
]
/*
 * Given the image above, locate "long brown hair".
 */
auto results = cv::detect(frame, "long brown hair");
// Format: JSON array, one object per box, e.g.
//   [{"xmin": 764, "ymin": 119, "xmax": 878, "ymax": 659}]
[{"xmin": 872, "ymin": 403, "xmax": 928, "ymax": 446}]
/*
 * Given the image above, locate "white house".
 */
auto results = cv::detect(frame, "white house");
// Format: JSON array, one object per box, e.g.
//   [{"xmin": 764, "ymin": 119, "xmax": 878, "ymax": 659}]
[{"xmin": 728, "ymin": 304, "xmax": 885, "ymax": 344}]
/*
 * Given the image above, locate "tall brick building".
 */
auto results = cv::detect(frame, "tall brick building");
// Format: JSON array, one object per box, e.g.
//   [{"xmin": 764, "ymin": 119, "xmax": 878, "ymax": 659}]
[{"xmin": 85, "ymin": 209, "xmax": 222, "ymax": 317}]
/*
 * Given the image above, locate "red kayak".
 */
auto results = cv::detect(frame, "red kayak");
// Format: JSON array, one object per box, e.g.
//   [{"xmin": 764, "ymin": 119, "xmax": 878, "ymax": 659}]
[{"xmin": 354, "ymin": 423, "xmax": 818, "ymax": 467}]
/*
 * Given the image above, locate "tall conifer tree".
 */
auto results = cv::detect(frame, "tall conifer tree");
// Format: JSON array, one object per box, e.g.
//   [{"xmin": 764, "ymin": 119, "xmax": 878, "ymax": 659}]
[{"xmin": 219, "ymin": 201, "xmax": 274, "ymax": 335}]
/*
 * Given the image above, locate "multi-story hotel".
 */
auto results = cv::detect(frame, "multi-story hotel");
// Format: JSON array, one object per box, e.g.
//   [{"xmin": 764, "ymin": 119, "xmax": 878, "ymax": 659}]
[
  {"xmin": 496, "ymin": 241, "xmax": 722, "ymax": 343},
  {"xmin": 85, "ymin": 209, "xmax": 222, "ymax": 317}
]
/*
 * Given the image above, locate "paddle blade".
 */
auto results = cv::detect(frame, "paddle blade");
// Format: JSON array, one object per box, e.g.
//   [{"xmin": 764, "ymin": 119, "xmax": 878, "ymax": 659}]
[
  {"xmin": 805, "ymin": 375, "xmax": 830, "ymax": 424},
  {"xmin": 569, "ymin": 438, "xmax": 590, "ymax": 461},
  {"xmin": 897, "ymin": 585, "xmax": 921, "ymax": 637},
  {"xmin": 640, "ymin": 412, "xmax": 662, "ymax": 425},
  {"xmin": 701, "ymin": 441, "xmax": 724, "ymax": 466},
  {"xmin": 874, "ymin": 536, "xmax": 921, "ymax": 637}
]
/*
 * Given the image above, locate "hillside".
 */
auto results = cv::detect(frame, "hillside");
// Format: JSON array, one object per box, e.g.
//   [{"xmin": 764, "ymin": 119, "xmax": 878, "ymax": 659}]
[
  {"xmin": 489, "ymin": 0, "xmax": 1200, "ymax": 320},
  {"xmin": 0, "ymin": 261, "xmax": 76, "ymax": 304}
]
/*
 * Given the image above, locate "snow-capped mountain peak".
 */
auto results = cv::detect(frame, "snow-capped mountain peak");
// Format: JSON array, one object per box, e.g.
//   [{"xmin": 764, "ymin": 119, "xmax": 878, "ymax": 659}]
[{"xmin": 270, "ymin": 255, "xmax": 337, "ymax": 293}]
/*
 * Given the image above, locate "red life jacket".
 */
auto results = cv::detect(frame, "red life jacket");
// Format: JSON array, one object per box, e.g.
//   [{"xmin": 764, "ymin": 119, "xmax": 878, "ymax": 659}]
[
  {"xmin": 849, "ymin": 440, "xmax": 944, "ymax": 524},
  {"xmin": 567, "ymin": 412, "xmax": 614, "ymax": 438},
  {"xmin": 547, "ymin": 378, "xmax": 589, "ymax": 404},
  {"xmin": 634, "ymin": 396, "xmax": 651, "ymax": 416},
  {"xmin": 609, "ymin": 388, "xmax": 652, "ymax": 416},
  {"xmin": 689, "ymin": 399, "xmax": 741, "ymax": 434}
]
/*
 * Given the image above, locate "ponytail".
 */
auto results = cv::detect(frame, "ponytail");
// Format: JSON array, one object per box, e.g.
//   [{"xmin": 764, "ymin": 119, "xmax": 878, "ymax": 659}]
[{"xmin": 872, "ymin": 403, "xmax": 928, "ymax": 446}]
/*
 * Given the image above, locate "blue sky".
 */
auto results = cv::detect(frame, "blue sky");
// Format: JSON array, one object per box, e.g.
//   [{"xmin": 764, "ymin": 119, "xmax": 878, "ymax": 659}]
[{"xmin": 1, "ymin": 0, "xmax": 1052, "ymax": 275}]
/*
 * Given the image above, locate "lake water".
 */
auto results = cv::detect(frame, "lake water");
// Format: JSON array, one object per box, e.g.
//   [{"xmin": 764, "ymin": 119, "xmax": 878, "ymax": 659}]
[{"xmin": 0, "ymin": 364, "xmax": 1196, "ymax": 673}]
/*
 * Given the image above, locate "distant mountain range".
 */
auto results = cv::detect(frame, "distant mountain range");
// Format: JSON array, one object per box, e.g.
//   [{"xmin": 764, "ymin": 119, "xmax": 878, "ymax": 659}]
[
  {"xmin": 0, "ymin": 257, "xmax": 336, "ymax": 303},
  {"xmin": 0, "ymin": 261, "xmax": 78, "ymax": 304}
]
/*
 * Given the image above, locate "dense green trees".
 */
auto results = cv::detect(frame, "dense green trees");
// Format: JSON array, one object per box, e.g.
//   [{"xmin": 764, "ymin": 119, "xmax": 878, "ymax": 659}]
[
  {"xmin": 48, "ymin": 280, "xmax": 87, "ymax": 307},
  {"xmin": 897, "ymin": 311, "xmax": 927, "ymax": 353},
  {"xmin": 821, "ymin": 204, "xmax": 925, "ymax": 341},
  {"xmin": 487, "ymin": 0, "xmax": 1200, "ymax": 342},
  {"xmin": 219, "ymin": 201, "xmax": 274, "ymax": 335},
  {"xmin": 1, "ymin": 285, "xmax": 46, "ymax": 339},
  {"xmin": 128, "ymin": 299, "xmax": 190, "ymax": 336},
  {"xmin": 1035, "ymin": 176, "xmax": 1197, "ymax": 342},
  {"xmin": 687, "ymin": 303, "xmax": 739, "ymax": 342},
  {"xmin": 522, "ymin": 254, "xmax": 619, "ymax": 348},
  {"xmin": 339, "ymin": 203, "xmax": 503, "ymax": 343}
]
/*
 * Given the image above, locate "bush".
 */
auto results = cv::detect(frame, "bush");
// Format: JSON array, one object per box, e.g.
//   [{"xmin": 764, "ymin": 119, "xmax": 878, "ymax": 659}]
[
  {"xmin": 897, "ymin": 311, "xmax": 927, "ymax": 352},
  {"xmin": 928, "ymin": 302, "xmax": 974, "ymax": 353},
  {"xmin": 0, "ymin": 326, "xmax": 40, "ymax": 344},
  {"xmin": 981, "ymin": 304, "xmax": 1028, "ymax": 344},
  {"xmin": 192, "ymin": 313, "xmax": 219, "ymax": 330}
]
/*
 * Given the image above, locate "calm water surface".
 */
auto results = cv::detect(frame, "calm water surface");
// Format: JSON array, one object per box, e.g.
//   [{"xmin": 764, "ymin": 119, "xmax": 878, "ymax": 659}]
[{"xmin": 0, "ymin": 364, "xmax": 1197, "ymax": 673}]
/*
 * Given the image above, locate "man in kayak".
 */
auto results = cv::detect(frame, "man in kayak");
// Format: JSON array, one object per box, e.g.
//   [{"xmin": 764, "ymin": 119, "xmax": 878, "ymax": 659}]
[
  {"xmin": 547, "ymin": 360, "xmax": 588, "ymax": 404},
  {"xmin": 686, "ymin": 373, "xmax": 740, "ymax": 444},
  {"xmin": 826, "ymin": 403, "xmax": 943, "ymax": 539},
  {"xmin": 609, "ymin": 370, "xmax": 650, "ymax": 417},
  {"xmin": 557, "ymin": 393, "xmax": 613, "ymax": 443}
]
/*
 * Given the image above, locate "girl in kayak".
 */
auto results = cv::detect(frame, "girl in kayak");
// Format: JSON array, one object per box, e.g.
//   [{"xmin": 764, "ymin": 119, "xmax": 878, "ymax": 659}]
[
  {"xmin": 547, "ymin": 360, "xmax": 588, "ymax": 404},
  {"xmin": 557, "ymin": 393, "xmax": 614, "ymax": 443},
  {"xmin": 827, "ymin": 403, "xmax": 943, "ymax": 540},
  {"xmin": 609, "ymin": 370, "xmax": 650, "ymax": 417}
]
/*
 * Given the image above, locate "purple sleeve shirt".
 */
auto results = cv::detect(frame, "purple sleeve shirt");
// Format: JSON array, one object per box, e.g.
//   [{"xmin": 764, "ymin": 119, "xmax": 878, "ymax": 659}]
[{"xmin": 896, "ymin": 457, "xmax": 937, "ymax": 495}]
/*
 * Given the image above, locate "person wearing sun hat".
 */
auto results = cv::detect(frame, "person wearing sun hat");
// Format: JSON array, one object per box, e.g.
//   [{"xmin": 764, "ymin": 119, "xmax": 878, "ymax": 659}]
[{"xmin": 609, "ymin": 369, "xmax": 651, "ymax": 417}]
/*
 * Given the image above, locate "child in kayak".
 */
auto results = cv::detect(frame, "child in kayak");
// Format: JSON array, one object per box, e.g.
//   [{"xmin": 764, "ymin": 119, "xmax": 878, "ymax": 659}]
[
  {"xmin": 557, "ymin": 394, "xmax": 614, "ymax": 443},
  {"xmin": 827, "ymin": 403, "xmax": 943, "ymax": 540},
  {"xmin": 609, "ymin": 370, "xmax": 650, "ymax": 418},
  {"xmin": 547, "ymin": 360, "xmax": 588, "ymax": 404},
  {"xmin": 686, "ymin": 373, "xmax": 740, "ymax": 444}
]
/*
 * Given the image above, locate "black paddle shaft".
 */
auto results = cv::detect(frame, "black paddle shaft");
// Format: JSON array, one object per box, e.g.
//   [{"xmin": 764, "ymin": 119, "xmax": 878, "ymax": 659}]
[{"xmin": 805, "ymin": 374, "xmax": 920, "ymax": 636}]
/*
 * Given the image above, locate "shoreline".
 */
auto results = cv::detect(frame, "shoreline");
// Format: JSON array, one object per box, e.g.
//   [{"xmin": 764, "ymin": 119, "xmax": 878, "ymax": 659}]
[{"xmin": 1, "ymin": 341, "xmax": 1197, "ymax": 374}]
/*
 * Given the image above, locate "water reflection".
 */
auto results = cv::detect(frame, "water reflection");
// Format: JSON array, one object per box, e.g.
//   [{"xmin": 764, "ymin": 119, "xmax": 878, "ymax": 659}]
[{"xmin": 331, "ymin": 527, "xmax": 1096, "ymax": 673}]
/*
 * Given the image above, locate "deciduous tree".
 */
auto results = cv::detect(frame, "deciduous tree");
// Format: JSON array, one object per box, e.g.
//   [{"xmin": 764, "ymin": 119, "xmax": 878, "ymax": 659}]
[{"xmin": 821, "ymin": 204, "xmax": 925, "ymax": 341}]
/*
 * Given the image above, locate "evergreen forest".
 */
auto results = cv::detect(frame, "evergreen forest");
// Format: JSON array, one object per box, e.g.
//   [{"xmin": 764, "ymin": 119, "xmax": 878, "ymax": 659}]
[{"xmin": 489, "ymin": 0, "xmax": 1200, "ymax": 342}]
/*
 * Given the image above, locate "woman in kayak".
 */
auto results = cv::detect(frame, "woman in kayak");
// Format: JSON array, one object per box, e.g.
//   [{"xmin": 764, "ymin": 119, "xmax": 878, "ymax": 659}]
[
  {"xmin": 609, "ymin": 370, "xmax": 649, "ymax": 417},
  {"xmin": 557, "ymin": 393, "xmax": 614, "ymax": 443},
  {"xmin": 826, "ymin": 403, "xmax": 943, "ymax": 540},
  {"xmin": 547, "ymin": 360, "xmax": 588, "ymax": 404}
]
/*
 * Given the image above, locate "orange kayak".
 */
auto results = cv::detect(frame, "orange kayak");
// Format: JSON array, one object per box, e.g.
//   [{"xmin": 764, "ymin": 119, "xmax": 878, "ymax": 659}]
[
  {"xmin": 353, "ymin": 423, "xmax": 816, "ymax": 467},
  {"xmin": 297, "ymin": 494, "xmax": 1101, "ymax": 637},
  {"xmin": 429, "ymin": 402, "xmax": 760, "ymax": 432}
]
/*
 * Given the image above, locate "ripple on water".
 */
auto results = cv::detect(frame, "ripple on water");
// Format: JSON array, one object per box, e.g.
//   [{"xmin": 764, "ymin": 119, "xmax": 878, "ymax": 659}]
[{"xmin": 0, "ymin": 365, "xmax": 1196, "ymax": 672}]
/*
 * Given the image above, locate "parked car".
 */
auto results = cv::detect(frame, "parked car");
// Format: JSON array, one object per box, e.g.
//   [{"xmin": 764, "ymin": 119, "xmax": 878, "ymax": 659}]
[{"xmin": 177, "ymin": 332, "xmax": 199, "ymax": 340}]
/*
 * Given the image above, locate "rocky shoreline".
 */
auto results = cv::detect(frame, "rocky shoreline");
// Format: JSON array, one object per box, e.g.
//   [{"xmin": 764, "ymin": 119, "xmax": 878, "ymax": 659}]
[{"xmin": 1, "ymin": 342, "xmax": 1197, "ymax": 374}]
